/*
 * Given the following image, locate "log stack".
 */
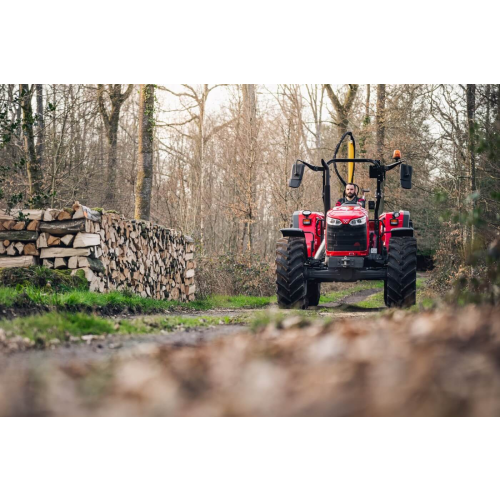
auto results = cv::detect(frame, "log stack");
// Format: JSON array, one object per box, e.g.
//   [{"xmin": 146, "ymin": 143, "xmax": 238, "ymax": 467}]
[
  {"xmin": 0, "ymin": 203, "xmax": 195, "ymax": 301},
  {"xmin": 0, "ymin": 209, "xmax": 44, "ymax": 267}
]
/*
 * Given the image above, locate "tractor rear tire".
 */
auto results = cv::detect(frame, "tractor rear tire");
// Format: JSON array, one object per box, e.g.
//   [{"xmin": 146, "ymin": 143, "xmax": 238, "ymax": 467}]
[
  {"xmin": 276, "ymin": 237, "xmax": 308, "ymax": 309},
  {"xmin": 385, "ymin": 236, "xmax": 417, "ymax": 308},
  {"xmin": 307, "ymin": 281, "xmax": 321, "ymax": 307}
]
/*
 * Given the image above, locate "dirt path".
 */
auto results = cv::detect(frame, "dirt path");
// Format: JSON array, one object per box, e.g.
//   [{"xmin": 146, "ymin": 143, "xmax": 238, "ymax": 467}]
[
  {"xmin": 1, "ymin": 285, "xmax": 385, "ymax": 365},
  {"xmin": 319, "ymin": 287, "xmax": 382, "ymax": 309},
  {"xmin": 2, "ymin": 305, "xmax": 498, "ymax": 416},
  {"xmin": 1, "ymin": 323, "xmax": 248, "ymax": 367}
]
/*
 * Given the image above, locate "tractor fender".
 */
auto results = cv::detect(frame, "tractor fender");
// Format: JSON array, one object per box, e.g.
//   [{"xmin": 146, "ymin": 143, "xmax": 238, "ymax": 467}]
[
  {"xmin": 280, "ymin": 228, "xmax": 306, "ymax": 238},
  {"xmin": 390, "ymin": 227, "xmax": 414, "ymax": 237}
]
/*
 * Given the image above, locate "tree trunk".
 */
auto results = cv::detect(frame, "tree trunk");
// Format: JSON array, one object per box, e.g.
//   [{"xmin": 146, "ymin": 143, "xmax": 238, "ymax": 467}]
[
  {"xmin": 323, "ymin": 84, "xmax": 359, "ymax": 139},
  {"xmin": 323, "ymin": 84, "xmax": 359, "ymax": 184},
  {"xmin": 19, "ymin": 84, "xmax": 43, "ymax": 205},
  {"xmin": 466, "ymin": 84, "xmax": 476, "ymax": 249},
  {"xmin": 35, "ymin": 84, "xmax": 44, "ymax": 168},
  {"xmin": 97, "ymin": 84, "xmax": 133, "ymax": 208},
  {"xmin": 376, "ymin": 84, "xmax": 386, "ymax": 162},
  {"xmin": 135, "ymin": 84, "xmax": 155, "ymax": 221},
  {"xmin": 364, "ymin": 84, "xmax": 371, "ymax": 125},
  {"xmin": 242, "ymin": 84, "xmax": 257, "ymax": 252},
  {"xmin": 106, "ymin": 117, "xmax": 119, "ymax": 206}
]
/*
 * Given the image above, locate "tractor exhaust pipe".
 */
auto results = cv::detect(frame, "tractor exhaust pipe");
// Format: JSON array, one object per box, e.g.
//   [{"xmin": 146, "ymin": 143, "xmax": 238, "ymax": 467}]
[{"xmin": 313, "ymin": 239, "xmax": 325, "ymax": 261}]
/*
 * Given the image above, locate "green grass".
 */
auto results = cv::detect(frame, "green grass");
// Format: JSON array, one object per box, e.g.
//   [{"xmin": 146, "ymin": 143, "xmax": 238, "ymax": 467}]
[
  {"xmin": 344, "ymin": 278, "xmax": 428, "ymax": 310},
  {"xmin": 356, "ymin": 292, "xmax": 385, "ymax": 309},
  {"xmin": 184, "ymin": 295, "xmax": 273, "ymax": 310},
  {"xmin": 0, "ymin": 266, "xmax": 87, "ymax": 292},
  {"xmin": 319, "ymin": 281, "xmax": 384, "ymax": 304},
  {"xmin": 0, "ymin": 311, "xmax": 237, "ymax": 344},
  {"xmin": 0, "ymin": 285, "xmax": 273, "ymax": 315}
]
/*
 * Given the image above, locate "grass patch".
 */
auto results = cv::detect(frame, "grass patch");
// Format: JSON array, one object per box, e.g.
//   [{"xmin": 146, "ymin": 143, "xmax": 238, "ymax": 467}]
[
  {"xmin": 184, "ymin": 295, "xmax": 273, "ymax": 311},
  {"xmin": 356, "ymin": 292, "xmax": 385, "ymax": 309},
  {"xmin": 346, "ymin": 278, "xmax": 428, "ymax": 310},
  {"xmin": 0, "ymin": 284, "xmax": 274, "ymax": 316},
  {"xmin": 319, "ymin": 281, "xmax": 384, "ymax": 304},
  {"xmin": 0, "ymin": 311, "xmax": 238, "ymax": 344},
  {"xmin": 0, "ymin": 266, "xmax": 87, "ymax": 292}
]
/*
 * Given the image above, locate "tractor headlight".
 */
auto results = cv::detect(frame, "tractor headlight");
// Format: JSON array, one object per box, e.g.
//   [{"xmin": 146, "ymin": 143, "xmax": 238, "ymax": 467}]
[
  {"xmin": 349, "ymin": 216, "xmax": 367, "ymax": 226},
  {"xmin": 327, "ymin": 217, "xmax": 342, "ymax": 226}
]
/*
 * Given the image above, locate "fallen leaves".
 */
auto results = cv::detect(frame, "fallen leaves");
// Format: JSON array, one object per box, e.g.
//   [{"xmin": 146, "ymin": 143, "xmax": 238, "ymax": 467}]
[{"xmin": 1, "ymin": 305, "xmax": 499, "ymax": 416}]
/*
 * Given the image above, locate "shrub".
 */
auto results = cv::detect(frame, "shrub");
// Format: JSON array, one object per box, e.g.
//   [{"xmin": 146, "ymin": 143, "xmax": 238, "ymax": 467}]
[
  {"xmin": 0, "ymin": 266, "xmax": 88, "ymax": 292},
  {"xmin": 196, "ymin": 253, "xmax": 275, "ymax": 298}
]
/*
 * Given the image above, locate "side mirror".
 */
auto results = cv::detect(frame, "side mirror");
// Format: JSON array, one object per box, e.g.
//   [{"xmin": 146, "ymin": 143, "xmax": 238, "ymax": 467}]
[
  {"xmin": 400, "ymin": 163, "xmax": 413, "ymax": 190},
  {"xmin": 289, "ymin": 161, "xmax": 305, "ymax": 188},
  {"xmin": 368, "ymin": 201, "xmax": 375, "ymax": 210}
]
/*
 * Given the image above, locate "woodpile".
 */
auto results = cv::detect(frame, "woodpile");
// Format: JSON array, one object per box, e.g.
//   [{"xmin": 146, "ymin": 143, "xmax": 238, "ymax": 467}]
[
  {"xmin": 0, "ymin": 209, "xmax": 43, "ymax": 267},
  {"xmin": 0, "ymin": 203, "xmax": 195, "ymax": 301}
]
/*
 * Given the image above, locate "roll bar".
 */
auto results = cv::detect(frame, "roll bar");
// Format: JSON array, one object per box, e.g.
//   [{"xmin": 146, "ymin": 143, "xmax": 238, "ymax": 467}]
[{"xmin": 289, "ymin": 131, "xmax": 413, "ymax": 248}]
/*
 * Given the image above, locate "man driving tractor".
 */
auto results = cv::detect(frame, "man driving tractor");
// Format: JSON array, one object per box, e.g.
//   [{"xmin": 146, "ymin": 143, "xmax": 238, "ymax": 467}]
[{"xmin": 336, "ymin": 183, "xmax": 358, "ymax": 205}]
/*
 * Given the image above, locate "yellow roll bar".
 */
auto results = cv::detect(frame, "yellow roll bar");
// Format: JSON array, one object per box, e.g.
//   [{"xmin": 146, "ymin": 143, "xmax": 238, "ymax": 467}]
[{"xmin": 347, "ymin": 140, "xmax": 355, "ymax": 184}]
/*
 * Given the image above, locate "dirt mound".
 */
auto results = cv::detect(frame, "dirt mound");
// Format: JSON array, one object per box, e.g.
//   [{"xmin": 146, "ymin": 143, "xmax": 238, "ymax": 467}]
[{"xmin": 1, "ymin": 306, "xmax": 499, "ymax": 416}]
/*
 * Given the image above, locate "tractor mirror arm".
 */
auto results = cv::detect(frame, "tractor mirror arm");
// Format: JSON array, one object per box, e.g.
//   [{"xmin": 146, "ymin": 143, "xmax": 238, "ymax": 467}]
[
  {"xmin": 385, "ymin": 160, "xmax": 403, "ymax": 171},
  {"xmin": 298, "ymin": 160, "xmax": 327, "ymax": 172}
]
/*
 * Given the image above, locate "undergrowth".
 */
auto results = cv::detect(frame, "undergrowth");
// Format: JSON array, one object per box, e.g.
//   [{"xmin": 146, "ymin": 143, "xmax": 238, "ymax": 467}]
[{"xmin": 0, "ymin": 266, "xmax": 87, "ymax": 292}]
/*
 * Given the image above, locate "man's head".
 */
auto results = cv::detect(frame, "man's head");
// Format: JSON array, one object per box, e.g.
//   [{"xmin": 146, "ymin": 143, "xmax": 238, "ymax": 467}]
[{"xmin": 345, "ymin": 184, "xmax": 356, "ymax": 199}]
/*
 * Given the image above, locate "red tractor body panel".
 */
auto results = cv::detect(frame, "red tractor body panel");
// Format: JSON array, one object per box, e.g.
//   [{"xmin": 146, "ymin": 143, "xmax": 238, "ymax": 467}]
[
  {"xmin": 325, "ymin": 204, "xmax": 370, "ymax": 257},
  {"xmin": 295, "ymin": 211, "xmax": 324, "ymax": 257},
  {"xmin": 379, "ymin": 211, "xmax": 408, "ymax": 250}
]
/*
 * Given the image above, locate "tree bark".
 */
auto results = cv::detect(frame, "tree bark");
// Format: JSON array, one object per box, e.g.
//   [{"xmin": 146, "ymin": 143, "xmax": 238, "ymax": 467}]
[
  {"xmin": 97, "ymin": 84, "xmax": 133, "ymax": 208},
  {"xmin": 19, "ymin": 84, "xmax": 43, "ymax": 205},
  {"xmin": 364, "ymin": 84, "xmax": 371, "ymax": 125},
  {"xmin": 323, "ymin": 84, "xmax": 359, "ymax": 138},
  {"xmin": 466, "ymin": 84, "xmax": 476, "ymax": 249},
  {"xmin": 35, "ymin": 84, "xmax": 44, "ymax": 168},
  {"xmin": 135, "ymin": 84, "xmax": 155, "ymax": 221},
  {"xmin": 324, "ymin": 84, "xmax": 359, "ymax": 187},
  {"xmin": 376, "ymin": 84, "xmax": 386, "ymax": 162},
  {"xmin": 241, "ymin": 84, "xmax": 257, "ymax": 252}
]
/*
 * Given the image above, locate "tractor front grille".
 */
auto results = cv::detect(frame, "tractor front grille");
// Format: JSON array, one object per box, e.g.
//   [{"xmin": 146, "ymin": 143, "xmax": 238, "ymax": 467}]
[{"xmin": 327, "ymin": 224, "xmax": 367, "ymax": 252}]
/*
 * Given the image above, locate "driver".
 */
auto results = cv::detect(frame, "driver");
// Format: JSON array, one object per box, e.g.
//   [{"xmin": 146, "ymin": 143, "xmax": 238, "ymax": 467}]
[{"xmin": 336, "ymin": 183, "xmax": 359, "ymax": 205}]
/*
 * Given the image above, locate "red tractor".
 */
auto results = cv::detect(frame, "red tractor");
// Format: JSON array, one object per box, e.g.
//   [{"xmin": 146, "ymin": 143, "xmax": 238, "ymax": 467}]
[{"xmin": 276, "ymin": 132, "xmax": 416, "ymax": 309}]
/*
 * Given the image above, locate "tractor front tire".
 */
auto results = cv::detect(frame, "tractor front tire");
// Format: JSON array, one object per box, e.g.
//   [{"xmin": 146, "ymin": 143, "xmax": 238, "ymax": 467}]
[
  {"xmin": 307, "ymin": 281, "xmax": 321, "ymax": 307},
  {"xmin": 276, "ymin": 237, "xmax": 308, "ymax": 309},
  {"xmin": 385, "ymin": 236, "xmax": 417, "ymax": 308}
]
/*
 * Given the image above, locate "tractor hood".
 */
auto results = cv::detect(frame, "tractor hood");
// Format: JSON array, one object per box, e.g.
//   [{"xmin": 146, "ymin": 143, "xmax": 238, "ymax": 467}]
[{"xmin": 327, "ymin": 204, "xmax": 368, "ymax": 223}]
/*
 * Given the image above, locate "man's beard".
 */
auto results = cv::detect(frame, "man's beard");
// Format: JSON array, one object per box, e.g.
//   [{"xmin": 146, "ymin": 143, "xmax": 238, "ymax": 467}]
[{"xmin": 346, "ymin": 194, "xmax": 355, "ymax": 200}]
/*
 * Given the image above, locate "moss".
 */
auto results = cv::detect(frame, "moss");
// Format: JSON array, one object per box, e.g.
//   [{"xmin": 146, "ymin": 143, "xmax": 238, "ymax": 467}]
[{"xmin": 0, "ymin": 266, "xmax": 88, "ymax": 292}]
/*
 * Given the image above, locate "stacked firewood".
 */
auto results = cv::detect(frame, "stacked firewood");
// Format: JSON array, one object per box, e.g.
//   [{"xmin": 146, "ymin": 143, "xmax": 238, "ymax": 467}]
[
  {"xmin": 0, "ymin": 209, "xmax": 44, "ymax": 266},
  {"xmin": 97, "ymin": 212, "xmax": 195, "ymax": 301},
  {"xmin": 0, "ymin": 203, "xmax": 195, "ymax": 301}
]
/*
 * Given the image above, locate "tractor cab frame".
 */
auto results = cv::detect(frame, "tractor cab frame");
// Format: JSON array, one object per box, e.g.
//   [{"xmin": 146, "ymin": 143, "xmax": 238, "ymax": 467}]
[{"xmin": 276, "ymin": 132, "xmax": 417, "ymax": 309}]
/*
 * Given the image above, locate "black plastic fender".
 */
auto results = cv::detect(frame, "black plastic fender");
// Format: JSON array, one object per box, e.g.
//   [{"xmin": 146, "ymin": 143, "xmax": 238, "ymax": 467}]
[
  {"xmin": 280, "ymin": 228, "xmax": 305, "ymax": 238},
  {"xmin": 390, "ymin": 227, "xmax": 414, "ymax": 237}
]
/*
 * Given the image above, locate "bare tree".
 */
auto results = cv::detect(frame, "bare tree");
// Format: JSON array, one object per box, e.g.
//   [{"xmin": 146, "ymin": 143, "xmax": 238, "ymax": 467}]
[
  {"xmin": 376, "ymin": 84, "xmax": 386, "ymax": 162},
  {"xmin": 323, "ymin": 84, "xmax": 359, "ymax": 138},
  {"xmin": 97, "ymin": 84, "xmax": 134, "ymax": 207},
  {"xmin": 35, "ymin": 84, "xmax": 45, "ymax": 169},
  {"xmin": 19, "ymin": 84, "xmax": 43, "ymax": 204},
  {"xmin": 135, "ymin": 84, "xmax": 155, "ymax": 220},
  {"xmin": 466, "ymin": 84, "xmax": 476, "ymax": 247},
  {"xmin": 160, "ymin": 84, "xmax": 233, "ymax": 247}
]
